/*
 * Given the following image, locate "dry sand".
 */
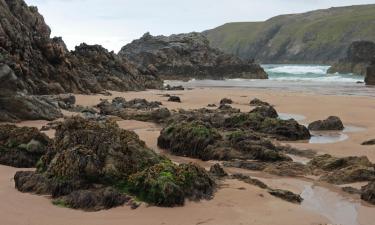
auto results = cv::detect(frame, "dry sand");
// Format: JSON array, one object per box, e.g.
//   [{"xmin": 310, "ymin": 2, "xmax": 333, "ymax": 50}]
[{"xmin": 2, "ymin": 87, "xmax": 375, "ymax": 225}]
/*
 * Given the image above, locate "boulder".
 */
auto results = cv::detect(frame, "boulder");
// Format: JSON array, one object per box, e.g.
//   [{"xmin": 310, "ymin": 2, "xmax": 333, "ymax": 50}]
[
  {"xmin": 268, "ymin": 189, "xmax": 303, "ymax": 204},
  {"xmin": 365, "ymin": 61, "xmax": 375, "ymax": 85},
  {"xmin": 164, "ymin": 85, "xmax": 185, "ymax": 91},
  {"xmin": 119, "ymin": 32, "xmax": 268, "ymax": 80},
  {"xmin": 168, "ymin": 96, "xmax": 181, "ymax": 103},
  {"xmin": 220, "ymin": 98, "xmax": 233, "ymax": 105},
  {"xmin": 249, "ymin": 98, "xmax": 271, "ymax": 107},
  {"xmin": 308, "ymin": 116, "xmax": 344, "ymax": 131},
  {"xmin": 362, "ymin": 139, "xmax": 375, "ymax": 145},
  {"xmin": 209, "ymin": 164, "xmax": 228, "ymax": 178},
  {"xmin": 15, "ymin": 117, "xmax": 215, "ymax": 209},
  {"xmin": 0, "ymin": 124, "xmax": 51, "ymax": 167},
  {"xmin": 250, "ymin": 106, "xmax": 278, "ymax": 118}
]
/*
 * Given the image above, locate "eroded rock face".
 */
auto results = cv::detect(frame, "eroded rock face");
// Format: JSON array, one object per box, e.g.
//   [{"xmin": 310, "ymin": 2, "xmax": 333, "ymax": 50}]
[
  {"xmin": 365, "ymin": 61, "xmax": 375, "ymax": 85},
  {"xmin": 361, "ymin": 181, "xmax": 375, "ymax": 204},
  {"xmin": 0, "ymin": 0, "xmax": 162, "ymax": 122},
  {"xmin": 328, "ymin": 41, "xmax": 375, "ymax": 76},
  {"xmin": 119, "ymin": 32, "xmax": 268, "ymax": 80},
  {"xmin": 0, "ymin": 124, "xmax": 51, "ymax": 167},
  {"xmin": 308, "ymin": 116, "xmax": 344, "ymax": 131},
  {"xmin": 14, "ymin": 117, "xmax": 215, "ymax": 210}
]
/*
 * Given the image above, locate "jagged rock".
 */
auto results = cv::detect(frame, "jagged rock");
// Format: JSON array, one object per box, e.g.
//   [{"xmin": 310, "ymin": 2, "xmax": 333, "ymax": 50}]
[
  {"xmin": 362, "ymin": 139, "xmax": 375, "ymax": 145},
  {"xmin": 250, "ymin": 106, "xmax": 278, "ymax": 118},
  {"xmin": 0, "ymin": 0, "xmax": 162, "ymax": 122},
  {"xmin": 220, "ymin": 98, "xmax": 233, "ymax": 105},
  {"xmin": 207, "ymin": 104, "xmax": 217, "ymax": 107},
  {"xmin": 119, "ymin": 32, "xmax": 268, "ymax": 80},
  {"xmin": 308, "ymin": 154, "xmax": 375, "ymax": 184},
  {"xmin": 209, "ymin": 164, "xmax": 228, "ymax": 177},
  {"xmin": 365, "ymin": 61, "xmax": 375, "ymax": 85},
  {"xmin": 308, "ymin": 116, "xmax": 344, "ymax": 131},
  {"xmin": 268, "ymin": 189, "xmax": 303, "ymax": 204},
  {"xmin": 0, "ymin": 124, "xmax": 51, "ymax": 167},
  {"xmin": 328, "ymin": 41, "xmax": 375, "ymax": 76},
  {"xmin": 15, "ymin": 117, "xmax": 214, "ymax": 209},
  {"xmin": 231, "ymin": 173, "xmax": 268, "ymax": 189},
  {"xmin": 168, "ymin": 96, "xmax": 181, "ymax": 103},
  {"xmin": 250, "ymin": 98, "xmax": 271, "ymax": 107},
  {"xmin": 342, "ymin": 186, "xmax": 361, "ymax": 195},
  {"xmin": 164, "ymin": 85, "xmax": 184, "ymax": 91},
  {"xmin": 361, "ymin": 181, "xmax": 375, "ymax": 205}
]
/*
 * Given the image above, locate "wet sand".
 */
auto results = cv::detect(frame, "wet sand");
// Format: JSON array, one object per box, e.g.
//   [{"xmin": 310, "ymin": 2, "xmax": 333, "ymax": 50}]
[{"xmin": 2, "ymin": 87, "xmax": 375, "ymax": 225}]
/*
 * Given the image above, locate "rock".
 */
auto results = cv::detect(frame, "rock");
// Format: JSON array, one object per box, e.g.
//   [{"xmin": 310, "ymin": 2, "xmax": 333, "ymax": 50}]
[
  {"xmin": 308, "ymin": 154, "xmax": 375, "ymax": 184},
  {"xmin": 15, "ymin": 117, "xmax": 215, "ymax": 209},
  {"xmin": 119, "ymin": 32, "xmax": 268, "ymax": 80},
  {"xmin": 0, "ymin": 124, "xmax": 51, "ymax": 167},
  {"xmin": 308, "ymin": 116, "xmax": 344, "ymax": 131},
  {"xmin": 342, "ymin": 186, "xmax": 361, "ymax": 195},
  {"xmin": 168, "ymin": 96, "xmax": 181, "ymax": 103},
  {"xmin": 220, "ymin": 98, "xmax": 233, "ymax": 105},
  {"xmin": 209, "ymin": 164, "xmax": 228, "ymax": 177},
  {"xmin": 164, "ymin": 85, "xmax": 185, "ymax": 91},
  {"xmin": 362, "ymin": 139, "xmax": 375, "ymax": 145},
  {"xmin": 328, "ymin": 41, "xmax": 375, "ymax": 76},
  {"xmin": 365, "ymin": 61, "xmax": 375, "ymax": 85},
  {"xmin": 231, "ymin": 173, "xmax": 268, "ymax": 189},
  {"xmin": 250, "ymin": 106, "xmax": 278, "ymax": 118},
  {"xmin": 53, "ymin": 188, "xmax": 130, "ymax": 211},
  {"xmin": 207, "ymin": 104, "xmax": 217, "ymax": 107},
  {"xmin": 250, "ymin": 98, "xmax": 271, "ymax": 107},
  {"xmin": 268, "ymin": 189, "xmax": 303, "ymax": 204},
  {"xmin": 0, "ymin": 0, "xmax": 162, "ymax": 122},
  {"xmin": 361, "ymin": 181, "xmax": 375, "ymax": 205}
]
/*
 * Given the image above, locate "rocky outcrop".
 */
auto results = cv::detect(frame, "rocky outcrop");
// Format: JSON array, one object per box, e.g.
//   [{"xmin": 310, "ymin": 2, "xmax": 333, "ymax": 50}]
[
  {"xmin": 308, "ymin": 116, "xmax": 344, "ymax": 131},
  {"xmin": 361, "ymin": 181, "xmax": 375, "ymax": 204},
  {"xmin": 328, "ymin": 41, "xmax": 375, "ymax": 75},
  {"xmin": 119, "ymin": 32, "xmax": 268, "ymax": 80},
  {"xmin": 365, "ymin": 60, "xmax": 375, "ymax": 85},
  {"xmin": 0, "ymin": 0, "xmax": 162, "ymax": 122},
  {"xmin": 0, "ymin": 124, "xmax": 51, "ymax": 167},
  {"xmin": 14, "ymin": 117, "xmax": 215, "ymax": 209}
]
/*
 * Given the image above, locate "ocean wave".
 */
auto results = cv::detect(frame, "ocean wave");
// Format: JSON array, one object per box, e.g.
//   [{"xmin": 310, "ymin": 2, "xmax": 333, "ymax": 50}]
[
  {"xmin": 265, "ymin": 65, "xmax": 330, "ymax": 75},
  {"xmin": 270, "ymin": 75, "xmax": 362, "ymax": 83}
]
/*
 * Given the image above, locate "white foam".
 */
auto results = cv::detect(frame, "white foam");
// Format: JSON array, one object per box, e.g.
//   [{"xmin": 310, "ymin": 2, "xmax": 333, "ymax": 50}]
[{"xmin": 265, "ymin": 65, "xmax": 329, "ymax": 75}]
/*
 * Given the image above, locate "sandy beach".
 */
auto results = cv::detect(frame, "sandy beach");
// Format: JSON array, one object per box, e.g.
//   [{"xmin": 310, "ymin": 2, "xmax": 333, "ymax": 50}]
[{"xmin": 2, "ymin": 87, "xmax": 375, "ymax": 225}]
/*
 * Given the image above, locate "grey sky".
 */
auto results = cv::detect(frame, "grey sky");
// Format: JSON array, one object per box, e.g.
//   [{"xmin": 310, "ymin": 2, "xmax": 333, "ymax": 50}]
[{"xmin": 25, "ymin": 0, "xmax": 375, "ymax": 52}]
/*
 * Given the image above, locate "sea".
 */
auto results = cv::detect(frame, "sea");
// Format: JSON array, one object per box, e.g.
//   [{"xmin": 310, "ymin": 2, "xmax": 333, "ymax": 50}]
[{"xmin": 165, "ymin": 64, "xmax": 375, "ymax": 97}]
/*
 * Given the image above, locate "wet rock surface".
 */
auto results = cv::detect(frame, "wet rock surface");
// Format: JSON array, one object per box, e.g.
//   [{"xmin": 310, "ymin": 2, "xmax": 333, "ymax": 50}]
[
  {"xmin": 220, "ymin": 98, "xmax": 233, "ymax": 105},
  {"xmin": 250, "ymin": 98, "xmax": 271, "ymax": 107},
  {"xmin": 168, "ymin": 96, "xmax": 181, "ymax": 103},
  {"xmin": 119, "ymin": 32, "xmax": 268, "ymax": 80},
  {"xmin": 267, "ymin": 189, "xmax": 303, "ymax": 204},
  {"xmin": 0, "ymin": 124, "xmax": 51, "ymax": 167},
  {"xmin": 308, "ymin": 116, "xmax": 344, "ymax": 131},
  {"xmin": 362, "ymin": 139, "xmax": 375, "ymax": 145},
  {"xmin": 209, "ymin": 164, "xmax": 228, "ymax": 178},
  {"xmin": 361, "ymin": 181, "xmax": 375, "ymax": 204},
  {"xmin": 14, "ymin": 117, "xmax": 215, "ymax": 210}
]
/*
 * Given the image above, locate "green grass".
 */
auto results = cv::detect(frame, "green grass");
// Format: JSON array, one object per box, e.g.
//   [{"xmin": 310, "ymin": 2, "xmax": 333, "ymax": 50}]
[
  {"xmin": 52, "ymin": 199, "xmax": 70, "ymax": 208},
  {"xmin": 204, "ymin": 4, "xmax": 375, "ymax": 62}
]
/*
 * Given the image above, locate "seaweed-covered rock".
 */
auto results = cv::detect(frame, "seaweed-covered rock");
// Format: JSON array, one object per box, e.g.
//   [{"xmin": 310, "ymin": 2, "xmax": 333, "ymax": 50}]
[
  {"xmin": 308, "ymin": 116, "xmax": 344, "ymax": 131},
  {"xmin": 250, "ymin": 98, "xmax": 271, "ymax": 107},
  {"xmin": 308, "ymin": 154, "xmax": 375, "ymax": 184},
  {"xmin": 361, "ymin": 181, "xmax": 375, "ymax": 205},
  {"xmin": 0, "ymin": 124, "xmax": 51, "ymax": 167},
  {"xmin": 220, "ymin": 98, "xmax": 233, "ymax": 105},
  {"xmin": 268, "ymin": 189, "xmax": 303, "ymax": 204},
  {"xmin": 168, "ymin": 96, "xmax": 181, "ymax": 103},
  {"xmin": 209, "ymin": 164, "xmax": 228, "ymax": 177},
  {"xmin": 15, "ymin": 117, "xmax": 215, "ymax": 209},
  {"xmin": 250, "ymin": 106, "xmax": 278, "ymax": 118},
  {"xmin": 127, "ymin": 161, "xmax": 215, "ymax": 206}
]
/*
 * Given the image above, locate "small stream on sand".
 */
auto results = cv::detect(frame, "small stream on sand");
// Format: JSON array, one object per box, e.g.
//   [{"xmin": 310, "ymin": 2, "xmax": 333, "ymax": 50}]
[{"xmin": 118, "ymin": 119, "xmax": 373, "ymax": 225}]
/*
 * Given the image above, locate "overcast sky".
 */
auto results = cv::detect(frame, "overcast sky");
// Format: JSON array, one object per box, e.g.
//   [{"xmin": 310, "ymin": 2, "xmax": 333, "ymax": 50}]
[{"xmin": 25, "ymin": 0, "xmax": 375, "ymax": 52}]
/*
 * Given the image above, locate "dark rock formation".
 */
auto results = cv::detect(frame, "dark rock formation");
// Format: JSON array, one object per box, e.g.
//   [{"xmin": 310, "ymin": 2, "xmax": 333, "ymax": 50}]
[
  {"xmin": 14, "ymin": 117, "xmax": 215, "ymax": 209},
  {"xmin": 119, "ymin": 32, "xmax": 268, "ymax": 80},
  {"xmin": 361, "ymin": 181, "xmax": 375, "ymax": 205},
  {"xmin": 220, "ymin": 98, "xmax": 233, "ymax": 105},
  {"xmin": 209, "ymin": 164, "xmax": 228, "ymax": 178},
  {"xmin": 168, "ymin": 96, "xmax": 181, "ymax": 103},
  {"xmin": 250, "ymin": 106, "xmax": 278, "ymax": 118},
  {"xmin": 0, "ymin": 124, "xmax": 50, "ymax": 167},
  {"xmin": 250, "ymin": 98, "xmax": 271, "ymax": 107},
  {"xmin": 231, "ymin": 173, "xmax": 268, "ymax": 189},
  {"xmin": 164, "ymin": 85, "xmax": 184, "ymax": 90},
  {"xmin": 97, "ymin": 98, "xmax": 170, "ymax": 122},
  {"xmin": 268, "ymin": 189, "xmax": 303, "ymax": 204},
  {"xmin": 365, "ymin": 60, "xmax": 375, "ymax": 85},
  {"xmin": 308, "ymin": 154, "xmax": 375, "ymax": 184},
  {"xmin": 0, "ymin": 0, "xmax": 162, "ymax": 122},
  {"xmin": 308, "ymin": 116, "xmax": 344, "ymax": 131},
  {"xmin": 362, "ymin": 139, "xmax": 375, "ymax": 145},
  {"xmin": 328, "ymin": 41, "xmax": 375, "ymax": 75}
]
